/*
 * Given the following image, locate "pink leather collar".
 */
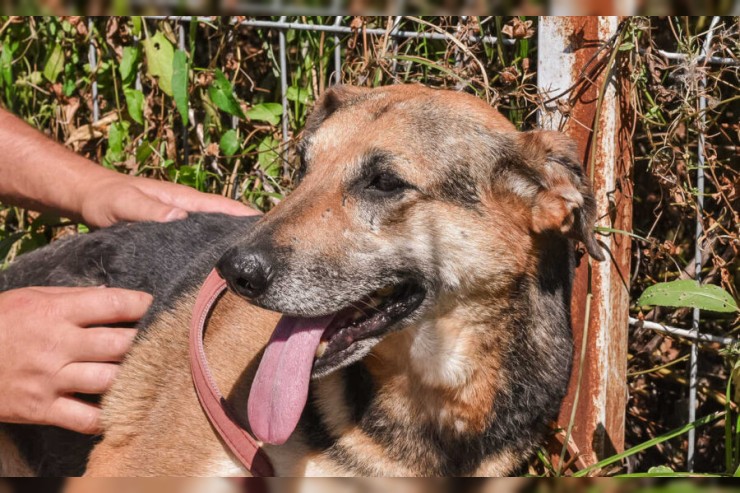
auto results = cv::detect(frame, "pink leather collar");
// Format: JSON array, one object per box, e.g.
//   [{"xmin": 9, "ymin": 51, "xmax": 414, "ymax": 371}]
[{"xmin": 189, "ymin": 269, "xmax": 274, "ymax": 477}]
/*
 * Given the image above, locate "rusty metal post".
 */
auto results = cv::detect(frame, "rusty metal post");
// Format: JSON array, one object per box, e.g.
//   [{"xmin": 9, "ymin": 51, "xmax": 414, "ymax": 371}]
[{"xmin": 538, "ymin": 16, "xmax": 633, "ymax": 468}]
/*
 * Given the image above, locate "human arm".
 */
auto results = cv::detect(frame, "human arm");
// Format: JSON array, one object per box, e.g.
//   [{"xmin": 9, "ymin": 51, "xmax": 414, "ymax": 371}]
[{"xmin": 0, "ymin": 108, "xmax": 259, "ymax": 228}]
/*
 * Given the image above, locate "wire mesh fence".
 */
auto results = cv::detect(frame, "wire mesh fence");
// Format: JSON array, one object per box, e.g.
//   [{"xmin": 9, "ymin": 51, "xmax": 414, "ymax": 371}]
[{"xmin": 0, "ymin": 15, "xmax": 738, "ymax": 475}]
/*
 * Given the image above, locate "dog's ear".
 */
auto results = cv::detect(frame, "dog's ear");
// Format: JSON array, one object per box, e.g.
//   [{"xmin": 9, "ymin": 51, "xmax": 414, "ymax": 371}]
[
  {"xmin": 519, "ymin": 130, "xmax": 605, "ymax": 261},
  {"xmin": 304, "ymin": 85, "xmax": 372, "ymax": 135}
]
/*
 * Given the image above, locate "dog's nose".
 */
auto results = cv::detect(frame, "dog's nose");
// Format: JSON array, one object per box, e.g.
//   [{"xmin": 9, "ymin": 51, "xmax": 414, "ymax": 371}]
[{"xmin": 216, "ymin": 247, "xmax": 273, "ymax": 299}]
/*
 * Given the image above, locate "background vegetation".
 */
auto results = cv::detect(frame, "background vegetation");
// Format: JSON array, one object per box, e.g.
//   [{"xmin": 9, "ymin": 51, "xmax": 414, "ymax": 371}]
[{"xmin": 0, "ymin": 16, "xmax": 737, "ymax": 476}]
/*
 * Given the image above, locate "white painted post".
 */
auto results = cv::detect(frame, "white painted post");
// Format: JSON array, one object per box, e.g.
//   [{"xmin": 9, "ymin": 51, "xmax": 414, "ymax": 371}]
[{"xmin": 538, "ymin": 16, "xmax": 632, "ymax": 467}]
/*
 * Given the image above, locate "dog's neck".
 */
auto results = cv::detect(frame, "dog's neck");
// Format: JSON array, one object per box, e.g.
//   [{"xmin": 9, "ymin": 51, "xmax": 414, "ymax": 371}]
[{"xmin": 366, "ymin": 282, "xmax": 527, "ymax": 437}]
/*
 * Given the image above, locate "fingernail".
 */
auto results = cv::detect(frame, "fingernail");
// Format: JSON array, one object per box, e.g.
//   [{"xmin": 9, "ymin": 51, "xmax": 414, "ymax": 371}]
[{"xmin": 165, "ymin": 208, "xmax": 188, "ymax": 221}]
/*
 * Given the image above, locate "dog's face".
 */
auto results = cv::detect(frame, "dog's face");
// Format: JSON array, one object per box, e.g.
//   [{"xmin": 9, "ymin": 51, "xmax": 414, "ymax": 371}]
[{"xmin": 218, "ymin": 85, "xmax": 603, "ymax": 377}]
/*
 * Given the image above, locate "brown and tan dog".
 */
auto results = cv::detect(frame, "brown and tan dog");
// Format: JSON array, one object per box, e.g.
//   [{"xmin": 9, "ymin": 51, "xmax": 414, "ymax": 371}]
[{"xmin": 1, "ymin": 84, "xmax": 603, "ymax": 477}]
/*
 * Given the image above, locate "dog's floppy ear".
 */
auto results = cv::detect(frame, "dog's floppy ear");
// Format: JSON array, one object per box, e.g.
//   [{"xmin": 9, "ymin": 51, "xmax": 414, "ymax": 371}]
[
  {"xmin": 519, "ymin": 130, "xmax": 605, "ymax": 261},
  {"xmin": 304, "ymin": 85, "xmax": 372, "ymax": 135}
]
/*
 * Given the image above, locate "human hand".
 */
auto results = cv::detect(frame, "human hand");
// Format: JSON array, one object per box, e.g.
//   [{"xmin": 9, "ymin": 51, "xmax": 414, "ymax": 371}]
[
  {"xmin": 0, "ymin": 286, "xmax": 152, "ymax": 434},
  {"xmin": 77, "ymin": 173, "xmax": 260, "ymax": 228}
]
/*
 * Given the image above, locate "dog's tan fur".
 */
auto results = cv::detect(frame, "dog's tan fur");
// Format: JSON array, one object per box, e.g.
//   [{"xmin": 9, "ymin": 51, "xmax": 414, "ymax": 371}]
[
  {"xmin": 5, "ymin": 84, "xmax": 603, "ymax": 477},
  {"xmin": 0, "ymin": 429, "xmax": 34, "ymax": 477}
]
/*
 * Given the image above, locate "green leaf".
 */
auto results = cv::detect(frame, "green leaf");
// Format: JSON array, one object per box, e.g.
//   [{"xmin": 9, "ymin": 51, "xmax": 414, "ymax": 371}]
[
  {"xmin": 136, "ymin": 138, "xmax": 157, "ymax": 163},
  {"xmin": 171, "ymin": 164, "xmax": 198, "ymax": 187},
  {"xmin": 131, "ymin": 16, "xmax": 142, "ymax": 37},
  {"xmin": 105, "ymin": 122, "xmax": 131, "ymax": 167},
  {"xmin": 638, "ymin": 280, "xmax": 738, "ymax": 313},
  {"xmin": 119, "ymin": 46, "xmax": 140, "ymax": 86},
  {"xmin": 62, "ymin": 79, "xmax": 76, "ymax": 97},
  {"xmin": 246, "ymin": 103, "xmax": 283, "ymax": 126},
  {"xmin": 286, "ymin": 86, "xmax": 309, "ymax": 105},
  {"xmin": 0, "ymin": 45, "xmax": 13, "ymax": 91},
  {"xmin": 142, "ymin": 32, "xmax": 174, "ymax": 96},
  {"xmin": 257, "ymin": 136, "xmax": 280, "ymax": 178},
  {"xmin": 108, "ymin": 122, "xmax": 126, "ymax": 155},
  {"xmin": 170, "ymin": 164, "xmax": 205, "ymax": 190},
  {"xmin": 646, "ymin": 466, "xmax": 674, "ymax": 475},
  {"xmin": 172, "ymin": 49, "xmax": 189, "ymax": 126},
  {"xmin": 208, "ymin": 69, "xmax": 244, "ymax": 118},
  {"xmin": 43, "ymin": 44, "xmax": 65, "ymax": 82},
  {"xmin": 124, "ymin": 88, "xmax": 145, "ymax": 125},
  {"xmin": 220, "ymin": 129, "xmax": 240, "ymax": 157}
]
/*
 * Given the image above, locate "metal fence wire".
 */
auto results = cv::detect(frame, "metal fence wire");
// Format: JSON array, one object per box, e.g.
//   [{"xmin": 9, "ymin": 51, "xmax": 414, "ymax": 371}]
[{"xmin": 77, "ymin": 15, "xmax": 737, "ymax": 472}]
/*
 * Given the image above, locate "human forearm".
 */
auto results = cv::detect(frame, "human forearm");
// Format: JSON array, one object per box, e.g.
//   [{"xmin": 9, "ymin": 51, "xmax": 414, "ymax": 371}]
[
  {"xmin": 0, "ymin": 107, "xmax": 258, "ymax": 227},
  {"xmin": 0, "ymin": 108, "xmax": 111, "ymax": 221}
]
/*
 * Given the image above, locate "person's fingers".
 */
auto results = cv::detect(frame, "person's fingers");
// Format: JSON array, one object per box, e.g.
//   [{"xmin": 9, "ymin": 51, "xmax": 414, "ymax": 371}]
[
  {"xmin": 59, "ymin": 288, "xmax": 153, "ymax": 327},
  {"xmin": 70, "ymin": 327, "xmax": 137, "ymax": 362},
  {"xmin": 56, "ymin": 362, "xmax": 120, "ymax": 394},
  {"xmin": 178, "ymin": 192, "xmax": 261, "ymax": 217},
  {"xmin": 142, "ymin": 181, "xmax": 261, "ymax": 217},
  {"xmin": 46, "ymin": 397, "xmax": 102, "ymax": 435},
  {"xmin": 118, "ymin": 187, "xmax": 189, "ymax": 223}
]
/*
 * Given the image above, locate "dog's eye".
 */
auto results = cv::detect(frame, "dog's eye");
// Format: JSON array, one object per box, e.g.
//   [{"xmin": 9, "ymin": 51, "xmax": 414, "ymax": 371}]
[{"xmin": 366, "ymin": 172, "xmax": 408, "ymax": 194}]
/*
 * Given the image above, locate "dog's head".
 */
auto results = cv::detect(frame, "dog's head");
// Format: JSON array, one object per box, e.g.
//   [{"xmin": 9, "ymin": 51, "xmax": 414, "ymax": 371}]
[{"xmin": 218, "ymin": 84, "xmax": 604, "ymax": 379}]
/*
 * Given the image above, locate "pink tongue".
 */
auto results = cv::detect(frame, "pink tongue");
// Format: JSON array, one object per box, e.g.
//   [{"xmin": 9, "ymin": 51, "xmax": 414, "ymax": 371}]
[{"xmin": 248, "ymin": 314, "xmax": 334, "ymax": 445}]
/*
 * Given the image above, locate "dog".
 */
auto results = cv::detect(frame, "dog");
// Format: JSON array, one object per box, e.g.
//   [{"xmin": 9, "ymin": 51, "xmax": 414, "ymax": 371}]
[{"xmin": 0, "ymin": 84, "xmax": 604, "ymax": 477}]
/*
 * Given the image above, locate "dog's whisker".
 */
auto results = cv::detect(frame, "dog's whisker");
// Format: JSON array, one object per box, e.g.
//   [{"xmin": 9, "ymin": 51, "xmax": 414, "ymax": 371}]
[
  {"xmin": 354, "ymin": 300, "xmax": 376, "ymax": 312},
  {"xmin": 348, "ymin": 302, "xmax": 374, "ymax": 318}
]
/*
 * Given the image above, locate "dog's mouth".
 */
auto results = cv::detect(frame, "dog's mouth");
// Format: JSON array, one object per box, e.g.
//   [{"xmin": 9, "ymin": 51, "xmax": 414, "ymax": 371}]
[
  {"xmin": 246, "ymin": 279, "xmax": 425, "ymax": 446},
  {"xmin": 313, "ymin": 279, "xmax": 425, "ymax": 374}
]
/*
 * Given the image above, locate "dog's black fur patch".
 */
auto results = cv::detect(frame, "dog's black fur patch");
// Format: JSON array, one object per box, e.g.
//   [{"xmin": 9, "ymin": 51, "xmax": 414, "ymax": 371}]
[{"xmin": 0, "ymin": 213, "xmax": 259, "ymax": 476}]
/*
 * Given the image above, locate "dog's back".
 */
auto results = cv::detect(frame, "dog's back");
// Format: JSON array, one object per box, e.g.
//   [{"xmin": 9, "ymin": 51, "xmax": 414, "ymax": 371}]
[
  {"xmin": 1, "ymin": 213, "xmax": 256, "ymax": 296},
  {"xmin": 0, "ymin": 213, "xmax": 258, "ymax": 476}
]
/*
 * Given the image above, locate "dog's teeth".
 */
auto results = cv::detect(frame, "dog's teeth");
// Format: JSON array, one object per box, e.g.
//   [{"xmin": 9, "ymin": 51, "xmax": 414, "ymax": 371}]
[
  {"xmin": 316, "ymin": 341, "xmax": 328, "ymax": 357},
  {"xmin": 368, "ymin": 297, "xmax": 381, "ymax": 309},
  {"xmin": 377, "ymin": 285, "xmax": 394, "ymax": 297}
]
